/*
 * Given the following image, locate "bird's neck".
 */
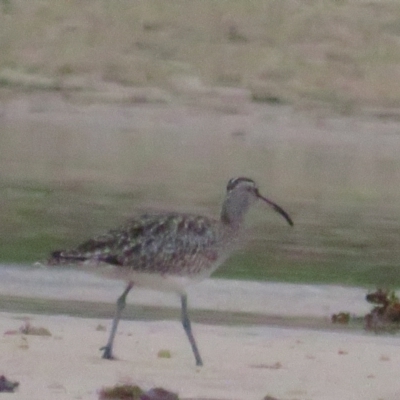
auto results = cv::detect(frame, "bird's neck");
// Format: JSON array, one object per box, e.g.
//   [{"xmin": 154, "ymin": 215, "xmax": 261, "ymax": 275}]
[{"xmin": 220, "ymin": 195, "xmax": 250, "ymax": 228}]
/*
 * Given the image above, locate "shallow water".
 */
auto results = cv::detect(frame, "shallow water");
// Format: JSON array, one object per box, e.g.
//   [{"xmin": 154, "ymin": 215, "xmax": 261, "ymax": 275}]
[
  {"xmin": 2, "ymin": 96, "xmax": 400, "ymax": 285},
  {"xmin": 0, "ymin": 262, "xmax": 370, "ymax": 330}
]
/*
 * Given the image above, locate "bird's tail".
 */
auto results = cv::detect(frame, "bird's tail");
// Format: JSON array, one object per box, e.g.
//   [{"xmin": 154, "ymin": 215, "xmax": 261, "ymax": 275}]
[
  {"xmin": 46, "ymin": 250, "xmax": 122, "ymax": 266},
  {"xmin": 46, "ymin": 250, "xmax": 88, "ymax": 266}
]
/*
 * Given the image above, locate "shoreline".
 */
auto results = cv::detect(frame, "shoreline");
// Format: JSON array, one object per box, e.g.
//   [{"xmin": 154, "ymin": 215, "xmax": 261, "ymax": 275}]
[
  {"xmin": 1, "ymin": 267, "xmax": 399, "ymax": 399},
  {"xmin": 0, "ymin": 293, "xmax": 361, "ymax": 333},
  {"xmin": 0, "ymin": 264, "xmax": 372, "ymax": 320}
]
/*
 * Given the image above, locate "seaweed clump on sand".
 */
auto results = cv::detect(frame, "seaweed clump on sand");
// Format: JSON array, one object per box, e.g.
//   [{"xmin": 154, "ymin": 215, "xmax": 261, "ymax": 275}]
[
  {"xmin": 99, "ymin": 384, "xmax": 143, "ymax": 400},
  {"xmin": 365, "ymin": 288, "xmax": 400, "ymax": 332},
  {"xmin": 99, "ymin": 384, "xmax": 179, "ymax": 400},
  {"xmin": 0, "ymin": 375, "xmax": 19, "ymax": 393},
  {"xmin": 331, "ymin": 312, "xmax": 350, "ymax": 324}
]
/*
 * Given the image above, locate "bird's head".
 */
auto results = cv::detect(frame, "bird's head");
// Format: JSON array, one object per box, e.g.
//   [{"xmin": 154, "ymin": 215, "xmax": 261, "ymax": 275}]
[{"xmin": 222, "ymin": 177, "xmax": 293, "ymax": 226}]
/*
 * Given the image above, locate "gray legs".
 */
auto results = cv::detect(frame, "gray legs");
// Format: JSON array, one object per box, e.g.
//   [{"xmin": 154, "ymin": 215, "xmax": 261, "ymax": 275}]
[
  {"xmin": 101, "ymin": 285, "xmax": 203, "ymax": 366},
  {"xmin": 101, "ymin": 282, "xmax": 133, "ymax": 359},
  {"xmin": 181, "ymin": 294, "xmax": 203, "ymax": 366}
]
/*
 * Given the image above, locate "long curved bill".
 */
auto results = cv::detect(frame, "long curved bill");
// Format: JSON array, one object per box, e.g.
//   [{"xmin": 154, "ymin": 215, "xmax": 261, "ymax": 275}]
[{"xmin": 257, "ymin": 192, "xmax": 294, "ymax": 226}]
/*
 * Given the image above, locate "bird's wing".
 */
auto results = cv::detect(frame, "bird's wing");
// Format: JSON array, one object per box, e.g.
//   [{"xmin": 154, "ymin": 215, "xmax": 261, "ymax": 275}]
[{"xmin": 48, "ymin": 213, "xmax": 220, "ymax": 275}]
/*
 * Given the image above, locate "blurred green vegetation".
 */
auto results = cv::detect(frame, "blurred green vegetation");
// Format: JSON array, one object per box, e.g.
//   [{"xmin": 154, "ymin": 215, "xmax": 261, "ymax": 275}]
[
  {"xmin": 2, "ymin": 0, "xmax": 400, "ymax": 288},
  {"xmin": 2, "ymin": 182, "xmax": 400, "ymax": 287}
]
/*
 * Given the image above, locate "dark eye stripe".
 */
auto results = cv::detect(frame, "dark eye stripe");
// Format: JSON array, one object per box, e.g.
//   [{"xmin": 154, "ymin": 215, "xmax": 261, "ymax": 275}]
[{"xmin": 226, "ymin": 177, "xmax": 255, "ymax": 191}]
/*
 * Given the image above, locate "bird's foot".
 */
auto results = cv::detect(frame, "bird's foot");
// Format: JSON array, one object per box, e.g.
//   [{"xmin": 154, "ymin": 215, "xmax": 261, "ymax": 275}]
[{"xmin": 100, "ymin": 345, "xmax": 115, "ymax": 360}]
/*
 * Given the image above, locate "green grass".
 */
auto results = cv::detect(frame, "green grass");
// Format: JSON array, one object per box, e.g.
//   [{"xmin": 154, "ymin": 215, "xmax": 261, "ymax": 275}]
[
  {"xmin": 217, "ymin": 252, "xmax": 400, "ymax": 287},
  {"xmin": 3, "ymin": 182, "xmax": 400, "ymax": 287}
]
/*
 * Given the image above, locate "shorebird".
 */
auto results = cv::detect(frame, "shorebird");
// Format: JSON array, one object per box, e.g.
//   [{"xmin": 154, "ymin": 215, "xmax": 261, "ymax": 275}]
[{"xmin": 47, "ymin": 177, "xmax": 293, "ymax": 366}]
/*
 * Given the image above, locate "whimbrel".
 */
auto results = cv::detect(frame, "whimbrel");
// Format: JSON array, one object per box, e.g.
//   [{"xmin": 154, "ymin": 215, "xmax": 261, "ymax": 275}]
[{"xmin": 47, "ymin": 177, "xmax": 293, "ymax": 366}]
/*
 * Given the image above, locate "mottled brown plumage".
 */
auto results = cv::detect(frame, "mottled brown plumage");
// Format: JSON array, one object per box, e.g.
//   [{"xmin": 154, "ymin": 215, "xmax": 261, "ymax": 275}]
[
  {"xmin": 47, "ymin": 177, "xmax": 293, "ymax": 366},
  {"xmin": 50, "ymin": 213, "xmax": 226, "ymax": 277}
]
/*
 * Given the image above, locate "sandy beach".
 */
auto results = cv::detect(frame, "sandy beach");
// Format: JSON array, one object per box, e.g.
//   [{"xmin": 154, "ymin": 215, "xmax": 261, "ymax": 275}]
[
  {"xmin": 1, "ymin": 265, "xmax": 400, "ymax": 400},
  {"xmin": 1, "ymin": 313, "xmax": 400, "ymax": 400},
  {"xmin": 2, "ymin": 2, "xmax": 400, "ymax": 398}
]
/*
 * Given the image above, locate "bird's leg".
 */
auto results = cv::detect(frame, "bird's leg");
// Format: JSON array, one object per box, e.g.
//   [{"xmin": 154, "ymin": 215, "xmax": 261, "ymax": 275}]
[
  {"xmin": 101, "ymin": 281, "xmax": 133, "ymax": 359},
  {"xmin": 180, "ymin": 294, "xmax": 203, "ymax": 366}
]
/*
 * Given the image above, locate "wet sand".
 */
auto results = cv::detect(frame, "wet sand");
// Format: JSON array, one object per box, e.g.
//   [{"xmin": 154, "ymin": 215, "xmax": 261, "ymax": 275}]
[{"xmin": 1, "ymin": 264, "xmax": 400, "ymax": 400}]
